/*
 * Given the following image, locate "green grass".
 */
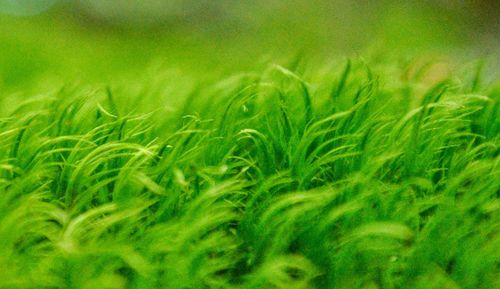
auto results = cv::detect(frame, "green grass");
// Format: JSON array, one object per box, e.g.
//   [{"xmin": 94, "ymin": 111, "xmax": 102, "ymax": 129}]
[{"xmin": 0, "ymin": 58, "xmax": 498, "ymax": 289}]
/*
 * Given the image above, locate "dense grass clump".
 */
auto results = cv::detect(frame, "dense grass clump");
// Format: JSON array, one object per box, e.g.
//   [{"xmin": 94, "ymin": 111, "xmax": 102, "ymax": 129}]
[{"xmin": 0, "ymin": 59, "xmax": 498, "ymax": 289}]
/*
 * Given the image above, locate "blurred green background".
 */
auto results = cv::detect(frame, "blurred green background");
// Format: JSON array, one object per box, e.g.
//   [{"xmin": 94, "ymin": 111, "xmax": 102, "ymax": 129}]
[{"xmin": 0, "ymin": 0, "xmax": 498, "ymax": 92}]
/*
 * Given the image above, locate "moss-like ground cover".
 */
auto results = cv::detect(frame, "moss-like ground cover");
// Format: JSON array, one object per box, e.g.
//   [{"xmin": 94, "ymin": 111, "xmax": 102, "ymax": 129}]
[{"xmin": 0, "ymin": 58, "xmax": 498, "ymax": 289}]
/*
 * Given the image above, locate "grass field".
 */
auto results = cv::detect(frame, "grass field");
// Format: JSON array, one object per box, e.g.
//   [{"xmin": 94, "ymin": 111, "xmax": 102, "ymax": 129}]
[
  {"xmin": 1, "ymin": 57, "xmax": 498, "ymax": 289},
  {"xmin": 0, "ymin": 2, "xmax": 499, "ymax": 289}
]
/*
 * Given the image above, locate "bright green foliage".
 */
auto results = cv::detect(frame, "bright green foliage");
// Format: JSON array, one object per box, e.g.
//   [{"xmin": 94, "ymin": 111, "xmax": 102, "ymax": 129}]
[{"xmin": 0, "ymin": 59, "xmax": 498, "ymax": 289}]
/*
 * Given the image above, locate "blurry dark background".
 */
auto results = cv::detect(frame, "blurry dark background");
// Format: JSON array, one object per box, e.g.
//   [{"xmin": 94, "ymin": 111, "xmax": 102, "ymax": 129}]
[{"xmin": 0, "ymin": 0, "xmax": 498, "ymax": 91}]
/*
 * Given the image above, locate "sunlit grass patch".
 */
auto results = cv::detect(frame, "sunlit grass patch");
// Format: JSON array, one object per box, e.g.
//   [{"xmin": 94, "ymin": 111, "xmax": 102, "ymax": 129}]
[{"xmin": 0, "ymin": 58, "xmax": 498, "ymax": 289}]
